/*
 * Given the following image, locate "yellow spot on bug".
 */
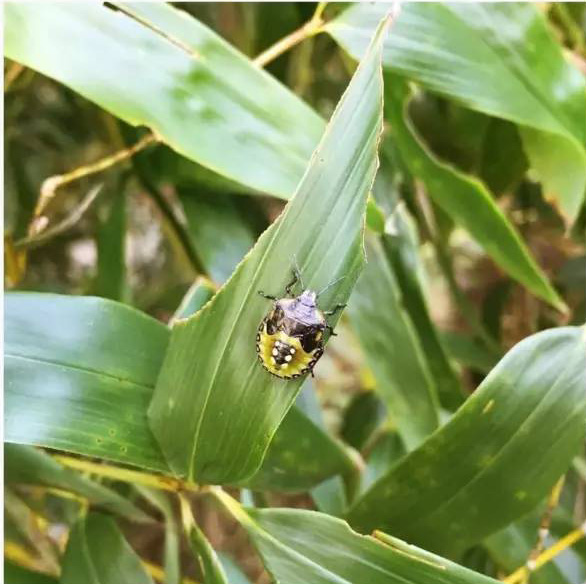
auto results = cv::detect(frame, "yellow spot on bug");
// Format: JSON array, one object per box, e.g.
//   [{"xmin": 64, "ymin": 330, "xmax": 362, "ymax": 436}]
[{"xmin": 257, "ymin": 326, "xmax": 317, "ymax": 379}]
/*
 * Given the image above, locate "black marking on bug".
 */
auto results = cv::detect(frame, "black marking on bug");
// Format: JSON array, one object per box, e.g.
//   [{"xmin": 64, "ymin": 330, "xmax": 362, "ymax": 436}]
[{"xmin": 256, "ymin": 268, "xmax": 345, "ymax": 380}]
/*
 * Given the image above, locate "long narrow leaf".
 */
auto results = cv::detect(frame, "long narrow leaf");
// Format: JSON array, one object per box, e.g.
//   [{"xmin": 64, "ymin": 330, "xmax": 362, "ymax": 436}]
[
  {"xmin": 384, "ymin": 77, "xmax": 564, "ymax": 311},
  {"xmin": 347, "ymin": 234, "xmax": 439, "ymax": 449},
  {"xmin": 148, "ymin": 16, "xmax": 388, "ymax": 484},
  {"xmin": 5, "ymin": 292, "xmax": 354, "ymax": 490},
  {"xmin": 4, "ymin": 2, "xmax": 323, "ymax": 198},
  {"xmin": 61, "ymin": 513, "xmax": 154, "ymax": 584},
  {"xmin": 5, "ymin": 444, "xmax": 151, "ymax": 523},
  {"xmin": 347, "ymin": 326, "xmax": 586, "ymax": 557},
  {"xmin": 5, "ymin": 293, "xmax": 170, "ymax": 471},
  {"xmin": 216, "ymin": 495, "xmax": 499, "ymax": 584},
  {"xmin": 326, "ymin": 2, "xmax": 586, "ymax": 222}
]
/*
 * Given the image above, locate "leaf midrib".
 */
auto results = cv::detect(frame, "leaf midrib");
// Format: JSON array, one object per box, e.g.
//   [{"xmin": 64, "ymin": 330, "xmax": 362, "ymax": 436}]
[
  {"xmin": 5, "ymin": 353, "xmax": 154, "ymax": 391},
  {"xmin": 380, "ymin": 336, "xmax": 584, "ymax": 536}
]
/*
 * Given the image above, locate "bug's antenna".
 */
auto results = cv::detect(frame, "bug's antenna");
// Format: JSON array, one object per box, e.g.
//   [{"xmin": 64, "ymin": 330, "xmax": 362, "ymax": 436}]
[
  {"xmin": 292, "ymin": 254, "xmax": 304, "ymax": 289},
  {"xmin": 317, "ymin": 276, "xmax": 345, "ymax": 298}
]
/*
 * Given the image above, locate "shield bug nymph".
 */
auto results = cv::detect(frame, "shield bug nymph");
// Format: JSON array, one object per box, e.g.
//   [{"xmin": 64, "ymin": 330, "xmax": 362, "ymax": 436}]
[{"xmin": 256, "ymin": 266, "xmax": 346, "ymax": 380}]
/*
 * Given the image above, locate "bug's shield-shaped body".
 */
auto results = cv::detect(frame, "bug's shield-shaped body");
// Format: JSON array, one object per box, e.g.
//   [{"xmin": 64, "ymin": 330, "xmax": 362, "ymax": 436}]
[{"xmin": 256, "ymin": 291, "xmax": 325, "ymax": 379}]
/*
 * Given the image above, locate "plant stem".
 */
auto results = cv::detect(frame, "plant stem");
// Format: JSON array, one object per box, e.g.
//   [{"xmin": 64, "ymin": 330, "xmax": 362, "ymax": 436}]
[
  {"xmin": 143, "ymin": 559, "xmax": 200, "ymax": 584},
  {"xmin": 32, "ymin": 133, "xmax": 158, "ymax": 233},
  {"xmin": 503, "ymin": 521, "xmax": 586, "ymax": 584},
  {"xmin": 519, "ymin": 476, "xmax": 566, "ymax": 584},
  {"xmin": 4, "ymin": 541, "xmax": 59, "ymax": 578},
  {"xmin": 52, "ymin": 454, "xmax": 199, "ymax": 493},
  {"xmin": 179, "ymin": 494, "xmax": 228, "ymax": 584},
  {"xmin": 15, "ymin": 184, "xmax": 103, "ymax": 250},
  {"xmin": 253, "ymin": 2, "xmax": 327, "ymax": 68},
  {"xmin": 4, "ymin": 61, "xmax": 25, "ymax": 90},
  {"xmin": 130, "ymin": 160, "xmax": 208, "ymax": 277}
]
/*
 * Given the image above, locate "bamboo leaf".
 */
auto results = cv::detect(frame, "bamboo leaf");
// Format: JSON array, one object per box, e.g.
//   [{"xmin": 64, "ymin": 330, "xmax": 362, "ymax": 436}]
[
  {"xmin": 4, "ymin": 2, "xmax": 324, "ymax": 198},
  {"xmin": 135, "ymin": 488, "xmax": 181, "ymax": 584},
  {"xmin": 5, "ymin": 292, "xmax": 354, "ymax": 490},
  {"xmin": 347, "ymin": 234, "xmax": 440, "ymax": 449},
  {"xmin": 5, "ymin": 444, "xmax": 151, "ymax": 523},
  {"xmin": 326, "ymin": 2, "xmax": 586, "ymax": 222},
  {"xmin": 384, "ymin": 77, "xmax": 565, "ymax": 311},
  {"xmin": 178, "ymin": 190, "xmax": 257, "ymax": 285},
  {"xmin": 180, "ymin": 496, "xmax": 228, "ymax": 584},
  {"xmin": 5, "ymin": 563, "xmax": 57, "ymax": 584},
  {"xmin": 60, "ymin": 513, "xmax": 154, "ymax": 584},
  {"xmin": 171, "ymin": 277, "xmax": 217, "ymax": 325},
  {"xmin": 220, "ymin": 501, "xmax": 499, "ymax": 584},
  {"xmin": 94, "ymin": 187, "xmax": 127, "ymax": 302},
  {"xmin": 4, "ymin": 293, "xmax": 170, "ymax": 472},
  {"xmin": 347, "ymin": 326, "xmax": 586, "ymax": 557},
  {"xmin": 148, "ymin": 16, "xmax": 387, "ymax": 484},
  {"xmin": 242, "ymin": 385, "xmax": 355, "ymax": 493},
  {"xmin": 373, "ymin": 161, "xmax": 465, "ymax": 409}
]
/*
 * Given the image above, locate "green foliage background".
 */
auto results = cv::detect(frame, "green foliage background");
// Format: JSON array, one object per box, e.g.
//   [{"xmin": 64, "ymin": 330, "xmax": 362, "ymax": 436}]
[{"xmin": 4, "ymin": 3, "xmax": 586, "ymax": 583}]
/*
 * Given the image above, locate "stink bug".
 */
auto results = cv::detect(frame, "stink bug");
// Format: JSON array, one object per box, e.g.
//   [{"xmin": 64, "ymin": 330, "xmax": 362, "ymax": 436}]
[{"xmin": 256, "ymin": 266, "xmax": 346, "ymax": 380}]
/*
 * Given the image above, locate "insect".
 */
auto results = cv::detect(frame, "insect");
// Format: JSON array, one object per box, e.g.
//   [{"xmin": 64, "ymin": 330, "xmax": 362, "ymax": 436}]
[{"xmin": 256, "ymin": 265, "xmax": 346, "ymax": 380}]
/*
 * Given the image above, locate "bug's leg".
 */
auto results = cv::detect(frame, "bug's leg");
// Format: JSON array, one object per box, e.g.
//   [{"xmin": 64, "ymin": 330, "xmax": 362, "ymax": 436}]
[
  {"xmin": 325, "ymin": 324, "xmax": 337, "ymax": 337},
  {"xmin": 285, "ymin": 271, "xmax": 299, "ymax": 296},
  {"xmin": 258, "ymin": 291, "xmax": 278, "ymax": 301},
  {"xmin": 310, "ymin": 368, "xmax": 315, "ymax": 378},
  {"xmin": 286, "ymin": 255, "xmax": 305, "ymax": 296},
  {"xmin": 324, "ymin": 303, "xmax": 347, "ymax": 316}
]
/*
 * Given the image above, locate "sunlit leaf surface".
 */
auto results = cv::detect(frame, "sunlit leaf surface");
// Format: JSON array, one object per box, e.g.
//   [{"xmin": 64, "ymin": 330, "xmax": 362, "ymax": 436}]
[
  {"xmin": 347, "ymin": 327, "xmax": 586, "ymax": 557},
  {"xmin": 327, "ymin": 2, "xmax": 586, "ymax": 222},
  {"xmin": 149, "ymin": 17, "xmax": 387, "ymax": 484},
  {"xmin": 4, "ymin": 2, "xmax": 323, "ymax": 198}
]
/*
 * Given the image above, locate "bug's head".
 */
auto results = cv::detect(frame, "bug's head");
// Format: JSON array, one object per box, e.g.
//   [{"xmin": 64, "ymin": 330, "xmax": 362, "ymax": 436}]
[{"xmin": 298, "ymin": 289, "xmax": 317, "ymax": 307}]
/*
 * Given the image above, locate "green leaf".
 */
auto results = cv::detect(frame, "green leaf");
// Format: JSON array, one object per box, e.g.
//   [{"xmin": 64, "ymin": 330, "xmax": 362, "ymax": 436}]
[
  {"xmin": 362, "ymin": 431, "xmax": 405, "ymax": 494},
  {"xmin": 178, "ymin": 190, "xmax": 257, "ymax": 285},
  {"xmin": 5, "ymin": 444, "xmax": 151, "ymax": 523},
  {"xmin": 311, "ymin": 476, "xmax": 348, "ymax": 518},
  {"xmin": 384, "ymin": 77, "xmax": 565, "ymax": 311},
  {"xmin": 5, "ymin": 292, "xmax": 170, "ymax": 472},
  {"xmin": 148, "ymin": 16, "xmax": 387, "ymax": 484},
  {"xmin": 217, "ymin": 554, "xmax": 252, "ymax": 584},
  {"xmin": 348, "ymin": 233, "xmax": 439, "ymax": 449},
  {"xmin": 94, "ymin": 188, "xmax": 127, "ymax": 302},
  {"xmin": 479, "ymin": 120, "xmax": 528, "ymax": 196},
  {"xmin": 347, "ymin": 326, "xmax": 586, "ymax": 557},
  {"xmin": 365, "ymin": 195, "xmax": 385, "ymax": 234},
  {"xmin": 484, "ymin": 512, "xmax": 571, "ymax": 584},
  {"xmin": 4, "ymin": 2, "xmax": 324, "ymax": 198},
  {"xmin": 440, "ymin": 331, "xmax": 499, "ymax": 375},
  {"xmin": 228, "ymin": 504, "xmax": 498, "ymax": 583},
  {"xmin": 5, "ymin": 562, "xmax": 57, "ymax": 584},
  {"xmin": 326, "ymin": 2, "xmax": 586, "ymax": 222},
  {"xmin": 60, "ymin": 513, "xmax": 154, "ymax": 584},
  {"xmin": 243, "ymin": 383, "xmax": 355, "ymax": 493},
  {"xmin": 5, "ymin": 292, "xmax": 352, "ymax": 491},
  {"xmin": 381, "ymin": 211, "xmax": 465, "ymax": 409},
  {"xmin": 371, "ymin": 148, "xmax": 465, "ymax": 409},
  {"xmin": 173, "ymin": 287, "xmax": 358, "ymax": 493},
  {"xmin": 340, "ymin": 391, "xmax": 386, "ymax": 452},
  {"xmin": 180, "ymin": 496, "xmax": 228, "ymax": 584},
  {"xmin": 135, "ymin": 488, "xmax": 180, "ymax": 584},
  {"xmin": 171, "ymin": 277, "xmax": 217, "ymax": 324}
]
